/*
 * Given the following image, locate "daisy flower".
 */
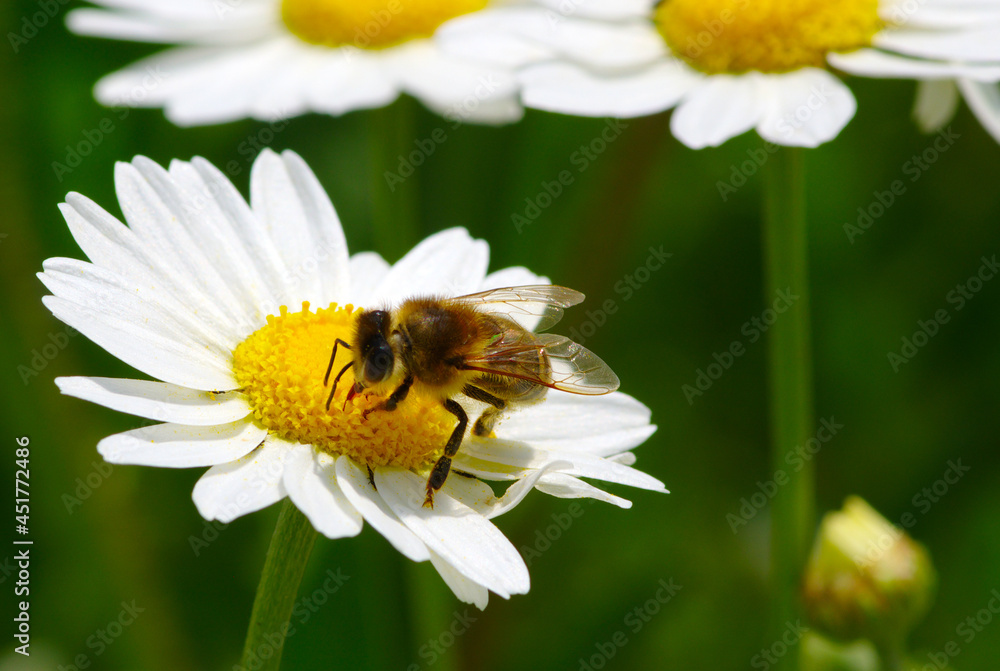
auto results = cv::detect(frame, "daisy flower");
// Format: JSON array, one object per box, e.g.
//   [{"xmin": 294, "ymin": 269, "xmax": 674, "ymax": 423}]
[
  {"xmin": 438, "ymin": 0, "xmax": 1000, "ymax": 148},
  {"xmin": 66, "ymin": 0, "xmax": 525, "ymax": 126},
  {"xmin": 40, "ymin": 148, "xmax": 663, "ymax": 608}
]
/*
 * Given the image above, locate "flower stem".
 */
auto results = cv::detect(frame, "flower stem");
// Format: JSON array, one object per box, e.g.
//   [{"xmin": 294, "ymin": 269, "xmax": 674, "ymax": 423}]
[
  {"xmin": 240, "ymin": 500, "xmax": 318, "ymax": 671},
  {"xmin": 369, "ymin": 96, "xmax": 421, "ymax": 261},
  {"xmin": 875, "ymin": 639, "xmax": 906, "ymax": 671},
  {"xmin": 762, "ymin": 147, "xmax": 814, "ymax": 668}
]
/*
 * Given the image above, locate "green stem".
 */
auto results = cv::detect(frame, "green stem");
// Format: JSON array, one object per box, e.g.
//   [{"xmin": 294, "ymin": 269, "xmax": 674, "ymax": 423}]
[
  {"xmin": 763, "ymin": 147, "xmax": 814, "ymax": 668},
  {"xmin": 240, "ymin": 500, "xmax": 318, "ymax": 671},
  {"xmin": 369, "ymin": 96, "xmax": 421, "ymax": 261},
  {"xmin": 875, "ymin": 641, "xmax": 906, "ymax": 671}
]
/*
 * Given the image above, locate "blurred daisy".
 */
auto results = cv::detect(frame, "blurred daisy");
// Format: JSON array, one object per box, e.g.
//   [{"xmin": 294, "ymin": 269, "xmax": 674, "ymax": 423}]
[
  {"xmin": 67, "ymin": 0, "xmax": 524, "ymax": 126},
  {"xmin": 40, "ymin": 149, "xmax": 663, "ymax": 608},
  {"xmin": 439, "ymin": 0, "xmax": 1000, "ymax": 148}
]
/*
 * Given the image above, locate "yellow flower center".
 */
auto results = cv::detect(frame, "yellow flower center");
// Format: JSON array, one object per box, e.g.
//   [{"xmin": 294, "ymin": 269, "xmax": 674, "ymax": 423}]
[
  {"xmin": 654, "ymin": 0, "xmax": 883, "ymax": 74},
  {"xmin": 281, "ymin": 0, "xmax": 488, "ymax": 49},
  {"xmin": 233, "ymin": 303, "xmax": 453, "ymax": 470}
]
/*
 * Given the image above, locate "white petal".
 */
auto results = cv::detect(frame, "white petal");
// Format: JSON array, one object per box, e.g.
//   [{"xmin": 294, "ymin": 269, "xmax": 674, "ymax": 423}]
[
  {"xmin": 303, "ymin": 48, "xmax": 401, "ymax": 116},
  {"xmin": 66, "ymin": 6, "xmax": 274, "ymax": 45},
  {"xmin": 496, "ymin": 392, "xmax": 656, "ymax": 457},
  {"xmin": 373, "ymin": 228, "xmax": 489, "ymax": 304},
  {"xmin": 875, "ymin": 26, "xmax": 1000, "ymax": 63},
  {"xmin": 388, "ymin": 41, "xmax": 521, "ymax": 125},
  {"xmin": 39, "ymin": 256, "xmax": 235, "ymax": 358},
  {"xmin": 429, "ymin": 551, "xmax": 489, "ymax": 609},
  {"xmin": 57, "ymin": 193, "xmax": 247, "ymax": 349},
  {"xmin": 534, "ymin": 472, "xmax": 632, "ymax": 509},
  {"xmin": 114, "ymin": 159, "xmax": 258, "ymax": 333},
  {"xmin": 167, "ymin": 157, "xmax": 288, "ymax": 322},
  {"xmin": 913, "ymin": 79, "xmax": 960, "ymax": 132},
  {"xmin": 442, "ymin": 464, "xmax": 563, "ymax": 519},
  {"xmin": 756, "ymin": 69, "xmax": 856, "ymax": 148},
  {"xmin": 444, "ymin": 8, "xmax": 665, "ymax": 70},
  {"xmin": 463, "ymin": 437, "xmax": 666, "ymax": 492},
  {"xmin": 192, "ymin": 439, "xmax": 290, "ymax": 522},
  {"xmin": 98, "ymin": 420, "xmax": 266, "ymax": 468},
  {"xmin": 346, "ymin": 252, "xmax": 391, "ymax": 306},
  {"xmin": 375, "ymin": 468, "xmax": 529, "ymax": 599},
  {"xmin": 671, "ymin": 74, "xmax": 763, "ymax": 149},
  {"xmin": 480, "ymin": 266, "xmax": 548, "ymax": 291},
  {"xmin": 250, "ymin": 149, "xmax": 351, "ymax": 308},
  {"xmin": 958, "ymin": 78, "xmax": 1000, "ymax": 142},
  {"xmin": 521, "ymin": 60, "xmax": 698, "ymax": 118},
  {"xmin": 56, "ymin": 376, "xmax": 251, "ymax": 425},
  {"xmin": 282, "ymin": 449, "xmax": 363, "ymax": 539},
  {"xmin": 829, "ymin": 48, "xmax": 1000, "ymax": 81},
  {"xmin": 43, "ymin": 296, "xmax": 238, "ymax": 391},
  {"xmin": 532, "ymin": 0, "xmax": 653, "ymax": 20},
  {"xmin": 162, "ymin": 39, "xmax": 307, "ymax": 126},
  {"xmin": 335, "ymin": 457, "xmax": 430, "ymax": 562}
]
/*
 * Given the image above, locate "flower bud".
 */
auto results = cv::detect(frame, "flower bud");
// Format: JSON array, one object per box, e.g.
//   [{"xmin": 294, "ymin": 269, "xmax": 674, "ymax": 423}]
[{"xmin": 801, "ymin": 496, "xmax": 936, "ymax": 644}]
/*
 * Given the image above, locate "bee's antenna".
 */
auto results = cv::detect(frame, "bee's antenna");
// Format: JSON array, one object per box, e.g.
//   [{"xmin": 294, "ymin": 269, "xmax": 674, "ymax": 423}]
[
  {"xmin": 324, "ymin": 339, "xmax": 351, "ymax": 387},
  {"xmin": 326, "ymin": 361, "xmax": 354, "ymax": 411}
]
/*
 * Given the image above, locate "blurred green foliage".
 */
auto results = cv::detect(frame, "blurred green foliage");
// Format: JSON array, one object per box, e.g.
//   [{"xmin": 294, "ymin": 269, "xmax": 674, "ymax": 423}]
[{"xmin": 2, "ymin": 1, "xmax": 1000, "ymax": 669}]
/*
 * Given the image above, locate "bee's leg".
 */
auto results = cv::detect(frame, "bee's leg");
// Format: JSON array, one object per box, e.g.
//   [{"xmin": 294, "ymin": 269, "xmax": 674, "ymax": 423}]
[
  {"xmin": 425, "ymin": 399, "xmax": 468, "ymax": 508},
  {"xmin": 362, "ymin": 375, "xmax": 413, "ymax": 419},
  {"xmin": 462, "ymin": 385, "xmax": 506, "ymax": 436}
]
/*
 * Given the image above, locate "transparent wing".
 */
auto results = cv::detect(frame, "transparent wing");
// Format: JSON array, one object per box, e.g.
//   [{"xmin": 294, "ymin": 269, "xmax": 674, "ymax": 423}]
[
  {"xmin": 449, "ymin": 285, "xmax": 585, "ymax": 332},
  {"xmin": 462, "ymin": 333, "xmax": 619, "ymax": 396}
]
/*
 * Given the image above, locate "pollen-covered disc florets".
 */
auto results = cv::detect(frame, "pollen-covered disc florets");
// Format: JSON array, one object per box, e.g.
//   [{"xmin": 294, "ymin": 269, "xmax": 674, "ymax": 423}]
[
  {"xmin": 233, "ymin": 303, "xmax": 453, "ymax": 469},
  {"xmin": 282, "ymin": 0, "xmax": 488, "ymax": 49},
  {"xmin": 654, "ymin": 0, "xmax": 883, "ymax": 74}
]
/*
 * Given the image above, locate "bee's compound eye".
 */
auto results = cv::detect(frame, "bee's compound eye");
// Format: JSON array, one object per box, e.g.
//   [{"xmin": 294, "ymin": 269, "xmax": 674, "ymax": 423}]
[{"xmin": 364, "ymin": 343, "xmax": 394, "ymax": 383}]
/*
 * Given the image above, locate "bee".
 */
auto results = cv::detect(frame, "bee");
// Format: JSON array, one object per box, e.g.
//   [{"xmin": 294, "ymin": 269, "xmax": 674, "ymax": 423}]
[{"xmin": 324, "ymin": 285, "xmax": 619, "ymax": 507}]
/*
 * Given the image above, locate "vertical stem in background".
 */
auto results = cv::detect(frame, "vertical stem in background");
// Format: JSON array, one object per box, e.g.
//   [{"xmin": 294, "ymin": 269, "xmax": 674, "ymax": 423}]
[
  {"xmin": 370, "ymin": 97, "xmax": 421, "ymax": 261},
  {"xmin": 405, "ymin": 562, "xmax": 461, "ymax": 671},
  {"xmin": 240, "ymin": 500, "xmax": 318, "ymax": 671},
  {"xmin": 762, "ymin": 147, "xmax": 814, "ymax": 668}
]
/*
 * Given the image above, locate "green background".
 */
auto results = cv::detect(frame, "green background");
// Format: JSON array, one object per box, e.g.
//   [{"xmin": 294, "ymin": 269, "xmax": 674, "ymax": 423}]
[{"xmin": 2, "ymin": 1, "xmax": 1000, "ymax": 669}]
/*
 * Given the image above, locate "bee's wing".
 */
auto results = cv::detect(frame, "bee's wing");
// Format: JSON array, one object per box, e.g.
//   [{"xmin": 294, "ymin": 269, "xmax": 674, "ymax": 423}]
[
  {"xmin": 461, "ymin": 333, "xmax": 619, "ymax": 396},
  {"xmin": 449, "ymin": 285, "xmax": 585, "ymax": 332}
]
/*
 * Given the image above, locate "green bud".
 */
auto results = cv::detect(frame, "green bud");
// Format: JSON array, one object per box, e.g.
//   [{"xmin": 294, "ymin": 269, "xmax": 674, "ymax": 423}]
[{"xmin": 801, "ymin": 496, "xmax": 936, "ymax": 645}]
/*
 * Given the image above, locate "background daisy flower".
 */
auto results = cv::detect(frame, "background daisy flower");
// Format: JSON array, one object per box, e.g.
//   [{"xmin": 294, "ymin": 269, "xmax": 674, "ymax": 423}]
[
  {"xmin": 67, "ymin": 0, "xmax": 525, "ymax": 126},
  {"xmin": 439, "ymin": 0, "xmax": 1000, "ymax": 147},
  {"xmin": 39, "ymin": 148, "xmax": 663, "ymax": 609}
]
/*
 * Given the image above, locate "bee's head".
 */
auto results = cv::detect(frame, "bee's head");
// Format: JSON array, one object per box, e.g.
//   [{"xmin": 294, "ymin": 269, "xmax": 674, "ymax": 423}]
[{"xmin": 353, "ymin": 309, "xmax": 395, "ymax": 391}]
